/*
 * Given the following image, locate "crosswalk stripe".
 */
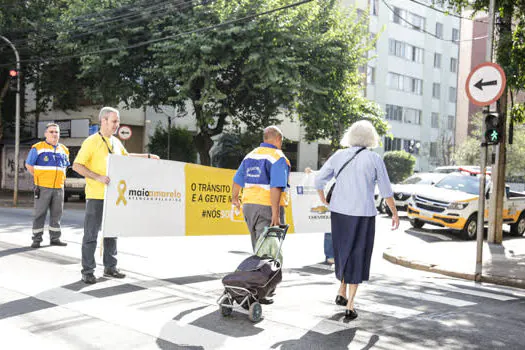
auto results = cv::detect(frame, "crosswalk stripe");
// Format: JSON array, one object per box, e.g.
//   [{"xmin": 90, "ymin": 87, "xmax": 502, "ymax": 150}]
[
  {"xmin": 364, "ymin": 285, "xmax": 476, "ymax": 307},
  {"xmin": 354, "ymin": 297, "xmax": 423, "ymax": 319},
  {"xmin": 412, "ymin": 281, "xmax": 518, "ymax": 301}
]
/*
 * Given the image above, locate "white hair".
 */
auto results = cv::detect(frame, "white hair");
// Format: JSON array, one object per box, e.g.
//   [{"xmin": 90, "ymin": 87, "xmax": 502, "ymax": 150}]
[
  {"xmin": 98, "ymin": 106, "xmax": 120, "ymax": 122},
  {"xmin": 263, "ymin": 125, "xmax": 283, "ymax": 141},
  {"xmin": 340, "ymin": 120, "xmax": 379, "ymax": 148}
]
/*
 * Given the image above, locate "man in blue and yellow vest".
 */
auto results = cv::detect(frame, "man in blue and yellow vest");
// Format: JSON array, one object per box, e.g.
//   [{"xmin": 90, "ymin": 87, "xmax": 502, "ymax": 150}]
[
  {"xmin": 232, "ymin": 126, "xmax": 291, "ymax": 251},
  {"xmin": 25, "ymin": 123, "xmax": 70, "ymax": 248}
]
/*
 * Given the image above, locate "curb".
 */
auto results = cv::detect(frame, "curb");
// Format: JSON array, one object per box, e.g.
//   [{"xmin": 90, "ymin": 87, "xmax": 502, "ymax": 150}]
[{"xmin": 383, "ymin": 251, "xmax": 525, "ymax": 290}]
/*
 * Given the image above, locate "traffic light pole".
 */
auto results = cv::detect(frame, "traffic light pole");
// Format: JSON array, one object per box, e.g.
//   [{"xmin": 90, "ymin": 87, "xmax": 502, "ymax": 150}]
[
  {"xmin": 0, "ymin": 35, "xmax": 21, "ymax": 207},
  {"xmin": 475, "ymin": 0, "xmax": 495, "ymax": 280}
]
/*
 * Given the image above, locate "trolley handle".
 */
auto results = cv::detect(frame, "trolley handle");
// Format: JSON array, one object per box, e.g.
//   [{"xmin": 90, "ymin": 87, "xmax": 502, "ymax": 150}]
[{"xmin": 265, "ymin": 224, "xmax": 289, "ymax": 240}]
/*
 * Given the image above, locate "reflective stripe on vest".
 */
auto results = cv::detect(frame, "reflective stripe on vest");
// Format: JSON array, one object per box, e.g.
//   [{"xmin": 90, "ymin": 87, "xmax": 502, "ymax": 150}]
[
  {"xmin": 241, "ymin": 147, "xmax": 290, "ymax": 206},
  {"xmin": 32, "ymin": 142, "xmax": 69, "ymax": 188}
]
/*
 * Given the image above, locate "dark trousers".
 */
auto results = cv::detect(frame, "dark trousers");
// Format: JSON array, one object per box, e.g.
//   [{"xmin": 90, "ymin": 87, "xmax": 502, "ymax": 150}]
[
  {"xmin": 32, "ymin": 187, "xmax": 64, "ymax": 243},
  {"xmin": 243, "ymin": 204, "xmax": 285, "ymax": 251},
  {"xmin": 81, "ymin": 199, "xmax": 117, "ymax": 275}
]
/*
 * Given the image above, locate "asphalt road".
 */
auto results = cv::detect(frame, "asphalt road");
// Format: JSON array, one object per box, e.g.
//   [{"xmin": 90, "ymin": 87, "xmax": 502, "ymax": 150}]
[{"xmin": 0, "ymin": 207, "xmax": 524, "ymax": 349}]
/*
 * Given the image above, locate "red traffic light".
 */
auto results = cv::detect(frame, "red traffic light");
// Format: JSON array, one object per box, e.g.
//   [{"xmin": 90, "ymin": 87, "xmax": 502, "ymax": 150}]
[{"xmin": 8, "ymin": 69, "xmax": 18, "ymax": 77}]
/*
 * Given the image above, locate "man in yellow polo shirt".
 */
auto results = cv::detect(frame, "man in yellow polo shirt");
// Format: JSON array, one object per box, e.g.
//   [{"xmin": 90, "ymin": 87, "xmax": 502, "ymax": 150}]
[{"xmin": 73, "ymin": 107, "xmax": 159, "ymax": 284}]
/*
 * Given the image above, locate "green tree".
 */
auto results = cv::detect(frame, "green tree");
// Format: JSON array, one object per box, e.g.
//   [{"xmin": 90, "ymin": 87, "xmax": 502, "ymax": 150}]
[
  {"xmin": 147, "ymin": 125, "xmax": 197, "ymax": 163},
  {"xmin": 453, "ymin": 114, "xmax": 525, "ymax": 177},
  {"xmin": 383, "ymin": 151, "xmax": 416, "ymax": 184},
  {"xmin": 212, "ymin": 129, "xmax": 261, "ymax": 169}
]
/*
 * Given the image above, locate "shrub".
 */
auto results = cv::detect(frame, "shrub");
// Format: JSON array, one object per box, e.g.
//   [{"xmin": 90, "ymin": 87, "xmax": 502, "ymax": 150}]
[{"xmin": 383, "ymin": 150, "xmax": 416, "ymax": 184}]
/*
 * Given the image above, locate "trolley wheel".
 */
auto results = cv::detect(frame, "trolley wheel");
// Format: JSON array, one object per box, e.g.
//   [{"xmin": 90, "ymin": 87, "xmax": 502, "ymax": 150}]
[
  {"xmin": 248, "ymin": 302, "xmax": 262, "ymax": 322},
  {"xmin": 220, "ymin": 302, "xmax": 233, "ymax": 317}
]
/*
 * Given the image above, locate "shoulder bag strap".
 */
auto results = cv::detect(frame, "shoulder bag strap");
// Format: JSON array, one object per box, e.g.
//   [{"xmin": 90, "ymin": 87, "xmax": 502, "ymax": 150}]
[{"xmin": 334, "ymin": 147, "xmax": 366, "ymax": 179}]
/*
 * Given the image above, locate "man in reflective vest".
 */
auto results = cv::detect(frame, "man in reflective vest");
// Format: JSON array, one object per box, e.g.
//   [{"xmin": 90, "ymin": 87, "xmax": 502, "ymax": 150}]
[
  {"xmin": 232, "ymin": 126, "xmax": 291, "ymax": 250},
  {"xmin": 25, "ymin": 123, "xmax": 70, "ymax": 248}
]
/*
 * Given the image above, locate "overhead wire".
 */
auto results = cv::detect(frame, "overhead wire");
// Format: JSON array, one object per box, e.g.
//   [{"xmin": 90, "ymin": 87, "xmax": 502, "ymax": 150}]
[
  {"xmin": 0, "ymin": 0, "xmax": 314, "ymax": 67},
  {"xmin": 381, "ymin": 0, "xmax": 488, "ymax": 42}
]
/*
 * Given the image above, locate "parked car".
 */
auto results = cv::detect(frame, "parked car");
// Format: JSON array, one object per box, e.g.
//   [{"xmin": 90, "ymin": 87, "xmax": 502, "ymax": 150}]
[
  {"xmin": 407, "ymin": 173, "xmax": 525, "ymax": 240},
  {"xmin": 378, "ymin": 173, "xmax": 447, "ymax": 215},
  {"xmin": 433, "ymin": 165, "xmax": 492, "ymax": 174},
  {"xmin": 64, "ymin": 167, "xmax": 86, "ymax": 202}
]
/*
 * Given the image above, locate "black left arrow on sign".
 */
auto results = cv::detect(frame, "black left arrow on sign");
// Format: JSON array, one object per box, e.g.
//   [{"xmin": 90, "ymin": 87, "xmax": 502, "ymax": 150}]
[{"xmin": 474, "ymin": 78, "xmax": 497, "ymax": 91}]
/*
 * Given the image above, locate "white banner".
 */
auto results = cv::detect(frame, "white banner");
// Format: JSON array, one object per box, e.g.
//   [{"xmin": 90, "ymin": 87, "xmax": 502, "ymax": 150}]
[
  {"xmin": 102, "ymin": 156, "xmax": 331, "ymax": 237},
  {"xmin": 102, "ymin": 156, "xmax": 186, "ymax": 237},
  {"xmin": 289, "ymin": 172, "xmax": 331, "ymax": 233}
]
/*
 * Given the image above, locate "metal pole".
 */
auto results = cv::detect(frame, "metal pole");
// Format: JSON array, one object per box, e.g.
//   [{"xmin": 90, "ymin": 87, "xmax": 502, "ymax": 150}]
[
  {"xmin": 167, "ymin": 116, "xmax": 171, "ymax": 160},
  {"xmin": 0, "ymin": 35, "xmax": 20, "ymax": 207},
  {"xmin": 475, "ymin": 0, "xmax": 496, "ymax": 280}
]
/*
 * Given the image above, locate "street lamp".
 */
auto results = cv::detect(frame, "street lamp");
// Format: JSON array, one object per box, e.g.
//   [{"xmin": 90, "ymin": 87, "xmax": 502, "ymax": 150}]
[{"xmin": 1, "ymin": 35, "xmax": 21, "ymax": 206}]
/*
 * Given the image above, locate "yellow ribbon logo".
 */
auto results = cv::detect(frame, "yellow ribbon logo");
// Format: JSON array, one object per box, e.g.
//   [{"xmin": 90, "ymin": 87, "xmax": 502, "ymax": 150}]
[{"xmin": 116, "ymin": 180, "xmax": 127, "ymax": 206}]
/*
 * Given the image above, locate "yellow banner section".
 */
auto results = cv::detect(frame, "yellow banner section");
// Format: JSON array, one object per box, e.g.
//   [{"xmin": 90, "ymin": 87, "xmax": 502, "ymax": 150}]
[{"xmin": 184, "ymin": 163, "xmax": 295, "ymax": 236}]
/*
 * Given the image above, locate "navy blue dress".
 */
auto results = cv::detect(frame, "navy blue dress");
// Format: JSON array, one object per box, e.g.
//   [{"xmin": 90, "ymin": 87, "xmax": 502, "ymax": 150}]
[{"xmin": 331, "ymin": 212, "xmax": 376, "ymax": 284}]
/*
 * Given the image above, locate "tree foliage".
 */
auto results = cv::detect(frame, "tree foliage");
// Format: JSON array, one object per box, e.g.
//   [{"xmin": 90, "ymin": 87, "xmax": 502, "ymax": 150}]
[
  {"xmin": 147, "ymin": 125, "xmax": 197, "ymax": 163},
  {"xmin": 211, "ymin": 129, "xmax": 261, "ymax": 169},
  {"xmin": 383, "ymin": 151, "xmax": 416, "ymax": 184},
  {"xmin": 452, "ymin": 114, "xmax": 525, "ymax": 177},
  {"xmin": 1, "ymin": 0, "xmax": 385, "ymax": 166}
]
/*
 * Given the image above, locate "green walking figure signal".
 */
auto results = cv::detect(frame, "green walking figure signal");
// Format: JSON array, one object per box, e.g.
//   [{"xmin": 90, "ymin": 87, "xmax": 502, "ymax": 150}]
[{"xmin": 484, "ymin": 114, "xmax": 501, "ymax": 145}]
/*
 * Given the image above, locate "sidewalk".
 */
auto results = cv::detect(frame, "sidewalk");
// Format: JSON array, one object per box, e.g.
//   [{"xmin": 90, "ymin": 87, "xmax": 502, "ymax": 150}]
[
  {"xmin": 384, "ymin": 225, "xmax": 525, "ymax": 289},
  {"xmin": 0, "ymin": 189, "xmax": 33, "ymax": 207}
]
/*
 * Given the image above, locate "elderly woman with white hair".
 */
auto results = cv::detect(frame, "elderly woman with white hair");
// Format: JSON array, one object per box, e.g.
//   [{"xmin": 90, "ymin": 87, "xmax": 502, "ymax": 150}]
[{"xmin": 315, "ymin": 120, "xmax": 399, "ymax": 321}]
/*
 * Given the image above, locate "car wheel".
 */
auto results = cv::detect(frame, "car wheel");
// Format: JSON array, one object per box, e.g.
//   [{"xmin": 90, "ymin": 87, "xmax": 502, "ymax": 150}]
[
  {"xmin": 409, "ymin": 218, "xmax": 424, "ymax": 229},
  {"xmin": 461, "ymin": 214, "xmax": 477, "ymax": 240},
  {"xmin": 64, "ymin": 195, "xmax": 69, "ymax": 203},
  {"xmin": 510, "ymin": 212, "xmax": 525, "ymax": 237},
  {"xmin": 80, "ymin": 194, "xmax": 86, "ymax": 201}
]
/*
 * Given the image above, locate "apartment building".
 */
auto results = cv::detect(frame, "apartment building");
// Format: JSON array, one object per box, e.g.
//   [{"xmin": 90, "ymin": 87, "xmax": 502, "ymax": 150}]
[{"xmin": 365, "ymin": 0, "xmax": 460, "ymax": 171}]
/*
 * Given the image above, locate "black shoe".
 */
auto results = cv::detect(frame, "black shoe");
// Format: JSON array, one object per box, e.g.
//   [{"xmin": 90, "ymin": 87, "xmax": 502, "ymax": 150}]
[
  {"xmin": 259, "ymin": 298, "xmax": 274, "ymax": 305},
  {"xmin": 31, "ymin": 242, "xmax": 41, "ymax": 249},
  {"xmin": 104, "ymin": 268, "xmax": 126, "ymax": 279},
  {"xmin": 50, "ymin": 239, "xmax": 67, "ymax": 246},
  {"xmin": 335, "ymin": 295, "xmax": 348, "ymax": 306},
  {"xmin": 345, "ymin": 309, "xmax": 358, "ymax": 320},
  {"xmin": 82, "ymin": 273, "xmax": 97, "ymax": 284}
]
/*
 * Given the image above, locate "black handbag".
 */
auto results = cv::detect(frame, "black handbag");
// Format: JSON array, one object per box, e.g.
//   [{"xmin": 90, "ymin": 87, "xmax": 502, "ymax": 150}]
[{"xmin": 325, "ymin": 147, "xmax": 365, "ymax": 203}]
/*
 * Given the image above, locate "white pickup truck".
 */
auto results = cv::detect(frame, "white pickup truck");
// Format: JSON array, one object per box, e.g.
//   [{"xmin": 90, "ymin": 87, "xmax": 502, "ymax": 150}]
[{"xmin": 407, "ymin": 173, "xmax": 525, "ymax": 240}]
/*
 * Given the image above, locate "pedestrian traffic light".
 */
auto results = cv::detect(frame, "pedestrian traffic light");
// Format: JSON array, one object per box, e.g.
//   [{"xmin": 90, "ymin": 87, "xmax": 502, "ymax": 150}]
[
  {"xmin": 484, "ymin": 113, "xmax": 501, "ymax": 145},
  {"xmin": 8, "ymin": 69, "xmax": 18, "ymax": 92}
]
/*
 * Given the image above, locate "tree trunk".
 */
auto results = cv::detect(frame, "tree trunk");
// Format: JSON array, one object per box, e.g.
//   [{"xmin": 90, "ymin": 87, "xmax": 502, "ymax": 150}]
[{"xmin": 194, "ymin": 132, "xmax": 213, "ymax": 166}]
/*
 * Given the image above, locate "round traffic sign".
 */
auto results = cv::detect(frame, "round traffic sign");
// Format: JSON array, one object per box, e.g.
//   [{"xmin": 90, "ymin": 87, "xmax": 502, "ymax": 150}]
[
  {"xmin": 118, "ymin": 125, "xmax": 132, "ymax": 140},
  {"xmin": 465, "ymin": 62, "xmax": 506, "ymax": 107}
]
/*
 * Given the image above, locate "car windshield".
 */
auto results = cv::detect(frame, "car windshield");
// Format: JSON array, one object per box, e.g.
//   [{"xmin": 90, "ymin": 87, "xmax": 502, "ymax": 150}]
[{"xmin": 435, "ymin": 175, "xmax": 483, "ymax": 195}]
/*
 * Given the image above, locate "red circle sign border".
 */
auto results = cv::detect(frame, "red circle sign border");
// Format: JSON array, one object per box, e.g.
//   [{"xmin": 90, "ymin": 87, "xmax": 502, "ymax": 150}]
[
  {"xmin": 118, "ymin": 125, "xmax": 132, "ymax": 140},
  {"xmin": 465, "ymin": 62, "xmax": 506, "ymax": 107}
]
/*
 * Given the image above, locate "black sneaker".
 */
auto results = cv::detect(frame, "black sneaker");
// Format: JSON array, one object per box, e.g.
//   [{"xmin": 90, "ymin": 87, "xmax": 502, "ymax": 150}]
[
  {"xmin": 82, "ymin": 273, "xmax": 97, "ymax": 284},
  {"xmin": 259, "ymin": 298, "xmax": 274, "ymax": 305},
  {"xmin": 31, "ymin": 242, "xmax": 41, "ymax": 249},
  {"xmin": 50, "ymin": 239, "xmax": 67, "ymax": 246},
  {"xmin": 104, "ymin": 268, "xmax": 126, "ymax": 279}
]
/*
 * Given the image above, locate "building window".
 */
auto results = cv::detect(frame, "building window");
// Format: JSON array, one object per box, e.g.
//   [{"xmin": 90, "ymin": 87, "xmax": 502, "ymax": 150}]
[
  {"xmin": 387, "ymin": 73, "xmax": 422, "ymax": 95},
  {"xmin": 448, "ymin": 115, "xmax": 455, "ymax": 130},
  {"xmin": 403, "ymin": 139, "xmax": 420, "ymax": 154},
  {"xmin": 449, "ymin": 87, "xmax": 457, "ymax": 102},
  {"xmin": 404, "ymin": 108, "xmax": 422, "ymax": 125},
  {"xmin": 450, "ymin": 57, "xmax": 458, "ymax": 73},
  {"xmin": 367, "ymin": 66, "xmax": 376, "ymax": 85},
  {"xmin": 433, "ymin": 83, "xmax": 441, "ymax": 99},
  {"xmin": 386, "ymin": 104, "xmax": 403, "ymax": 122},
  {"xmin": 431, "ymin": 112, "xmax": 439, "ymax": 128},
  {"xmin": 430, "ymin": 142, "xmax": 438, "ymax": 157},
  {"xmin": 410, "ymin": 13, "xmax": 426, "ymax": 31},
  {"xmin": 370, "ymin": 0, "xmax": 379, "ymax": 16},
  {"xmin": 391, "ymin": 6, "xmax": 426, "ymax": 32},
  {"xmin": 384, "ymin": 137, "xmax": 402, "ymax": 152},
  {"xmin": 410, "ymin": 46, "xmax": 424, "ymax": 63},
  {"xmin": 452, "ymin": 28, "xmax": 460, "ymax": 43},
  {"xmin": 389, "ymin": 39, "xmax": 405, "ymax": 57},
  {"xmin": 434, "ymin": 53, "xmax": 442, "ymax": 68},
  {"xmin": 435, "ymin": 22, "xmax": 443, "ymax": 39}
]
